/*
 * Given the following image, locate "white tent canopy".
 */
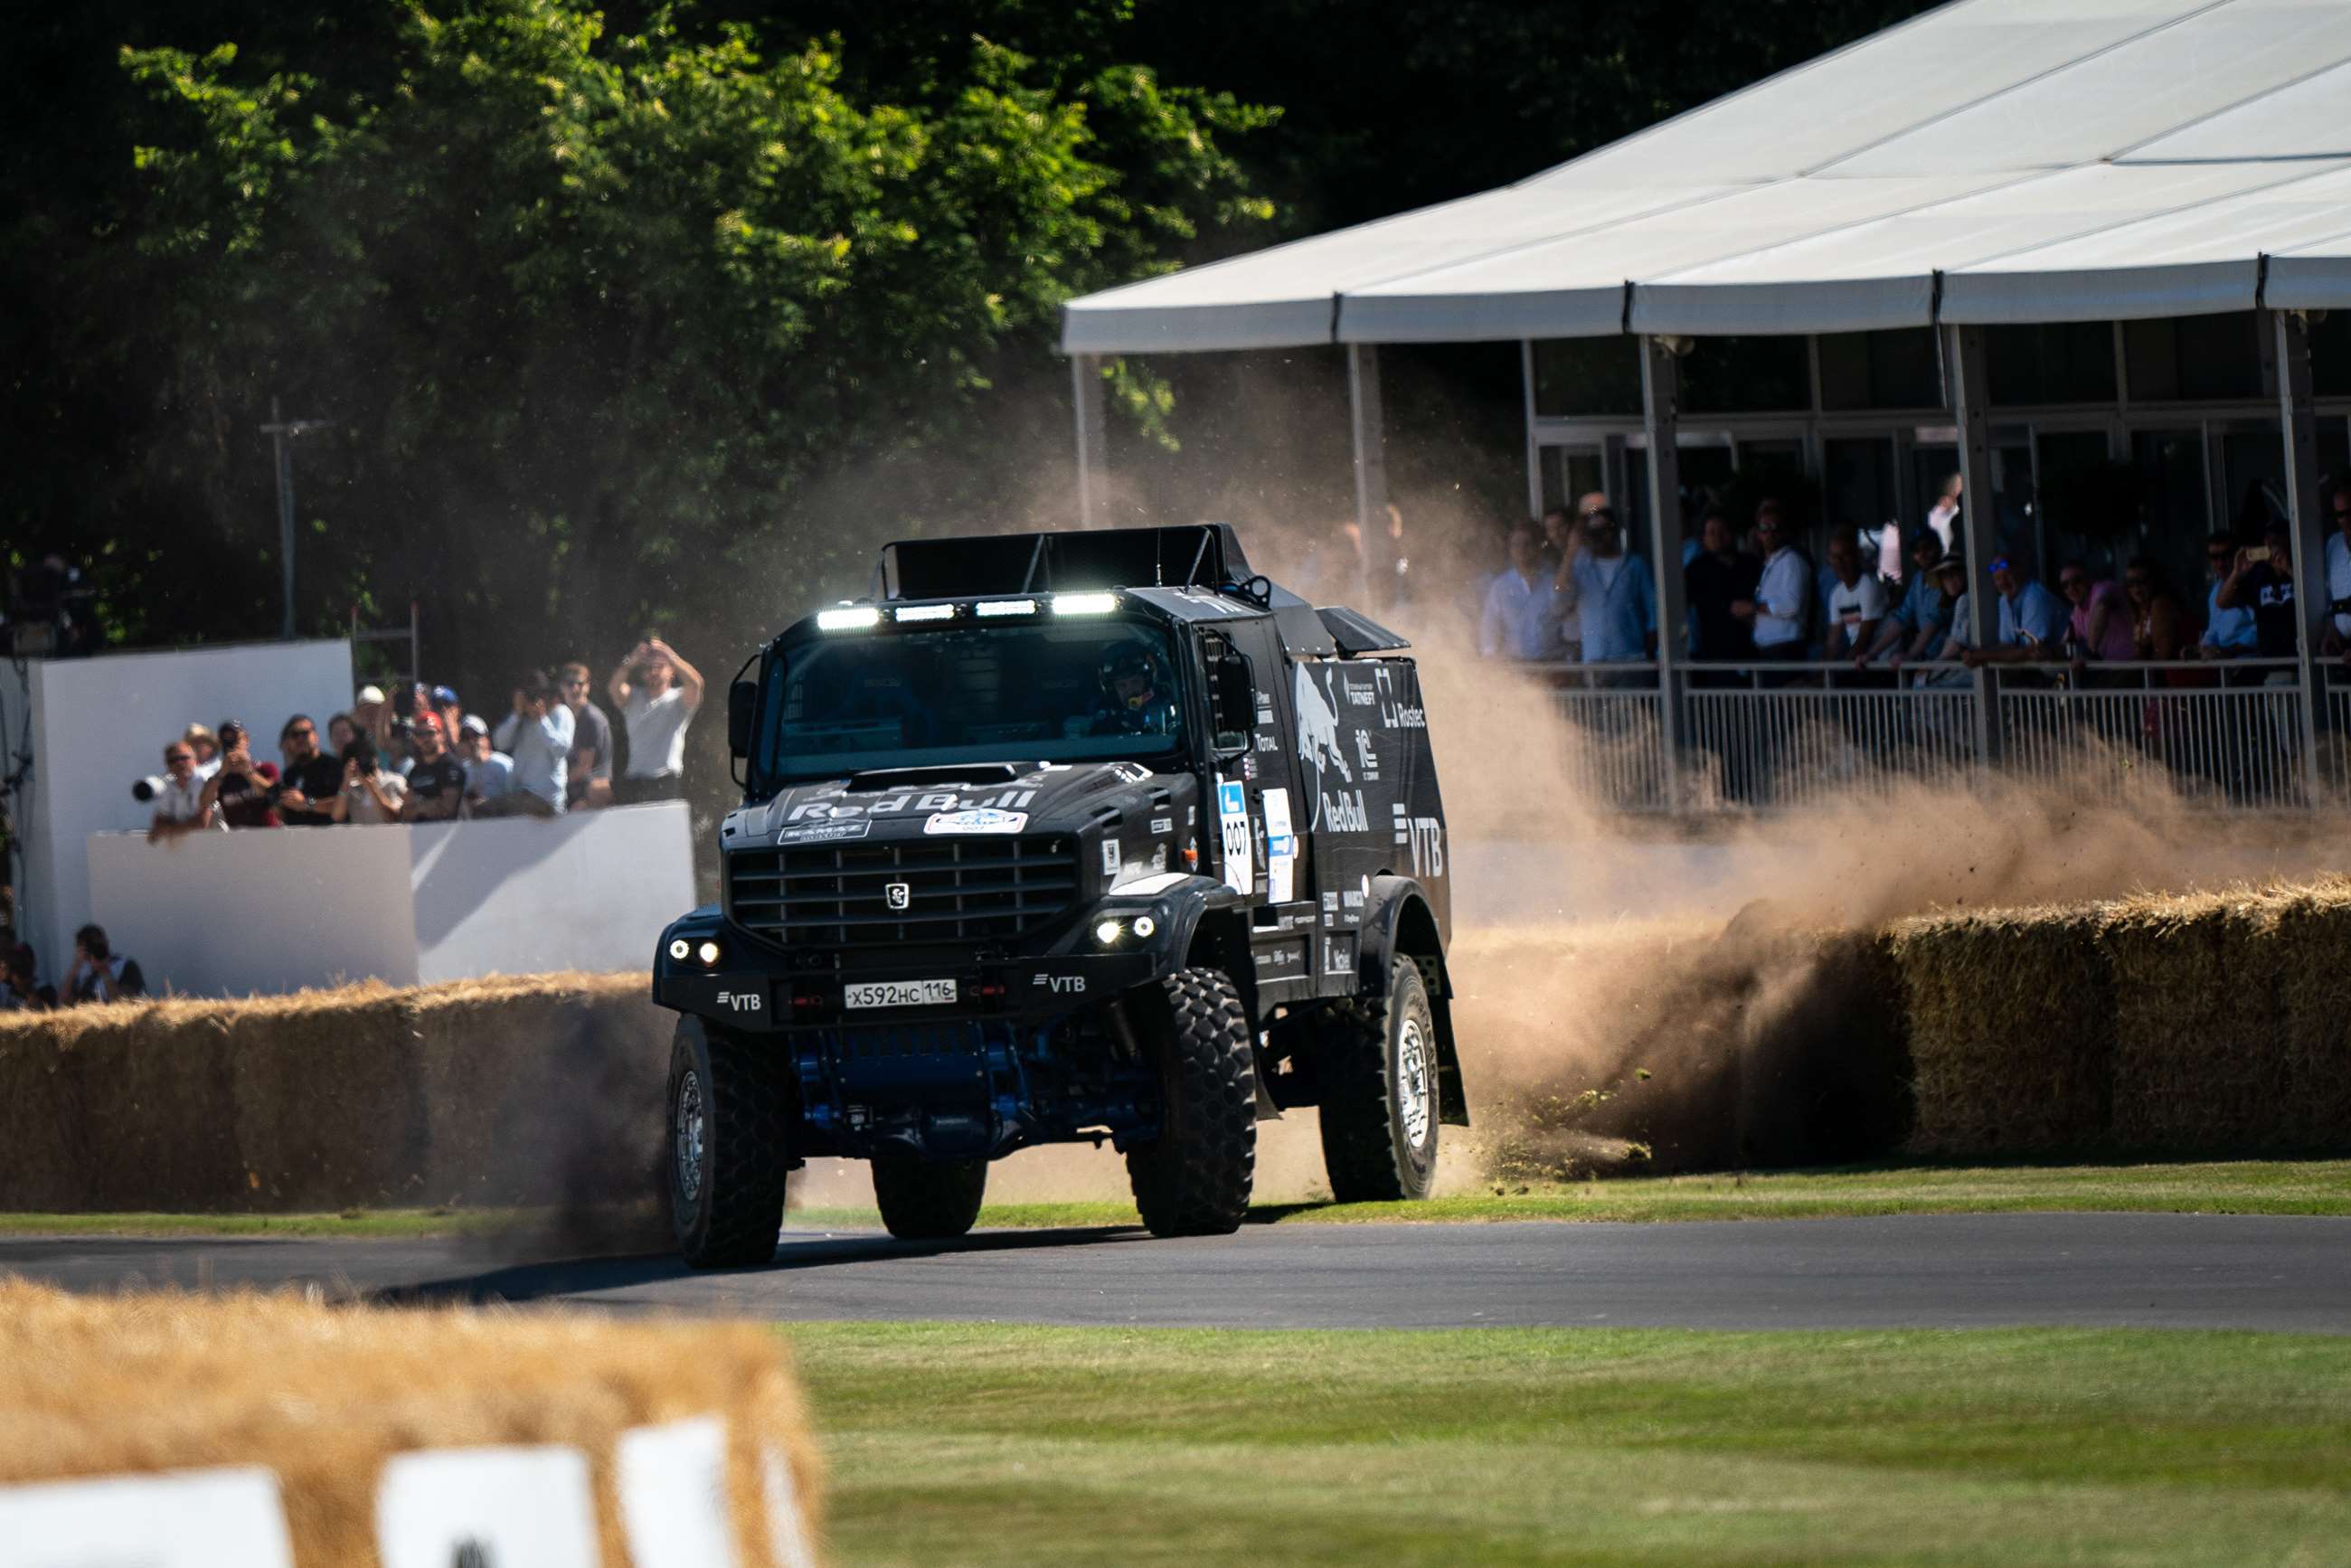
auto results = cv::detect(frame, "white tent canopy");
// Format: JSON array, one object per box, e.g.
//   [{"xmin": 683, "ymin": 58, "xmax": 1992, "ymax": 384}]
[{"xmin": 1061, "ymin": 0, "xmax": 2351, "ymax": 354}]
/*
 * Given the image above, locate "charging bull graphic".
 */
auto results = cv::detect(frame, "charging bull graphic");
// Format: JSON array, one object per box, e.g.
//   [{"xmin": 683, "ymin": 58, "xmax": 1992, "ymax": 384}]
[{"xmin": 1293, "ymin": 662, "xmax": 1354, "ymax": 828}]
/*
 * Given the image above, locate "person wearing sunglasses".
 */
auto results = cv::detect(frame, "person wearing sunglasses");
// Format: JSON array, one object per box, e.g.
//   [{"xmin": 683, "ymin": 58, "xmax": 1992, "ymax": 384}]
[
  {"xmin": 2192, "ymin": 531, "xmax": 2258, "ymax": 662},
  {"xmin": 146, "ymin": 739, "xmax": 218, "ymax": 842},
  {"xmin": 274, "ymin": 714, "xmax": 344, "ymax": 827}
]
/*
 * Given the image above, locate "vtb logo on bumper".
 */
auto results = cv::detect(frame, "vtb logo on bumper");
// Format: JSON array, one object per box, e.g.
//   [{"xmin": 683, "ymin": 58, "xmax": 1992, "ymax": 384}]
[{"xmin": 884, "ymin": 881, "xmax": 911, "ymax": 911}]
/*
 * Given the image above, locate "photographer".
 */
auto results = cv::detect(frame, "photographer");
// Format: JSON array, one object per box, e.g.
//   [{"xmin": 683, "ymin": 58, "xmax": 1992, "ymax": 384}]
[
  {"xmin": 63, "ymin": 925, "xmax": 145, "ymax": 1006},
  {"xmin": 608, "ymin": 636, "xmax": 704, "ymax": 804},
  {"xmin": 483, "ymin": 669, "xmax": 572, "ymax": 817},
  {"xmin": 196, "ymin": 720, "xmax": 280, "ymax": 828},
  {"xmin": 400, "ymin": 711, "xmax": 467, "ymax": 822},
  {"xmin": 147, "ymin": 738, "xmax": 217, "ymax": 841},
  {"xmin": 274, "ymin": 714, "xmax": 344, "ymax": 827},
  {"xmin": 327, "ymin": 732, "xmax": 408, "ymax": 824}
]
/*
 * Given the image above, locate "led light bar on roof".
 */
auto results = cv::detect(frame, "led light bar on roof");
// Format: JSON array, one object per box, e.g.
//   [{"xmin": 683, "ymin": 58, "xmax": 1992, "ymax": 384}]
[
  {"xmin": 1051, "ymin": 592, "xmax": 1119, "ymax": 616},
  {"xmin": 816, "ymin": 605, "xmax": 882, "ymax": 631},
  {"xmin": 893, "ymin": 603, "xmax": 956, "ymax": 623},
  {"xmin": 974, "ymin": 598, "xmax": 1039, "ymax": 617}
]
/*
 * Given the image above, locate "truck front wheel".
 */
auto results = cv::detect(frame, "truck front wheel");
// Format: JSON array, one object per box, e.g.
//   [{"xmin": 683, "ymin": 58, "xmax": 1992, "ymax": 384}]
[
  {"xmin": 1316, "ymin": 957, "xmax": 1440, "ymax": 1203},
  {"xmin": 666, "ymin": 1015, "xmax": 793, "ymax": 1269},
  {"xmin": 872, "ymin": 1157, "xmax": 988, "ymax": 1241},
  {"xmin": 1125, "ymin": 966, "xmax": 1258, "ymax": 1236}
]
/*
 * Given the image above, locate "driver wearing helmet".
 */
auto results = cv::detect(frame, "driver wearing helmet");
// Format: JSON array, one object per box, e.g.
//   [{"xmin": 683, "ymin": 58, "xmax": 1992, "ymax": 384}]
[{"xmin": 1090, "ymin": 642, "xmax": 1176, "ymax": 737}]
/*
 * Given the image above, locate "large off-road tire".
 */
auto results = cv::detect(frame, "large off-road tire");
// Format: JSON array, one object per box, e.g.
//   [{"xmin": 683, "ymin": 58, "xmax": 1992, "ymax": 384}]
[
  {"xmin": 1317, "ymin": 957, "xmax": 1440, "ymax": 1203},
  {"xmin": 1125, "ymin": 966, "xmax": 1258, "ymax": 1236},
  {"xmin": 871, "ymin": 1156, "xmax": 988, "ymax": 1241},
  {"xmin": 666, "ymin": 1015, "xmax": 792, "ymax": 1269}
]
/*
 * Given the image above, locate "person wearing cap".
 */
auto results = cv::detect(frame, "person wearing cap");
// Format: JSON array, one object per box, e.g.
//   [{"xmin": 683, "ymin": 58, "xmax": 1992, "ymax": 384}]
[
  {"xmin": 196, "ymin": 719, "xmax": 280, "ymax": 828},
  {"xmin": 459, "ymin": 714, "xmax": 518, "ymax": 809},
  {"xmin": 1915, "ymin": 553, "xmax": 1977, "ymax": 689},
  {"xmin": 1960, "ymin": 553, "xmax": 2066, "ymax": 667},
  {"xmin": 400, "ymin": 710, "xmax": 469, "ymax": 822},
  {"xmin": 1856, "ymin": 529, "xmax": 1951, "ymax": 668},
  {"xmin": 181, "ymin": 723, "xmax": 222, "ymax": 779}
]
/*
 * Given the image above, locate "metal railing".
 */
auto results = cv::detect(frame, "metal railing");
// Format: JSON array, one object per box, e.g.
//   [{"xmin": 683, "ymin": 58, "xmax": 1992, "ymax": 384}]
[{"xmin": 1525, "ymin": 656, "xmax": 2331, "ymax": 812}]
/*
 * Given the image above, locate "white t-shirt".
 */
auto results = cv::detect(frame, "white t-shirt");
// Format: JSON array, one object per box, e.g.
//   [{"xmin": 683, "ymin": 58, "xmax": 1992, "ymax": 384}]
[
  {"xmin": 154, "ymin": 772, "xmax": 218, "ymax": 828},
  {"xmin": 1827, "ymin": 574, "xmax": 1889, "ymax": 642},
  {"xmin": 623, "ymin": 685, "xmax": 695, "ymax": 779},
  {"xmin": 341, "ymin": 770, "xmax": 408, "ymax": 825}
]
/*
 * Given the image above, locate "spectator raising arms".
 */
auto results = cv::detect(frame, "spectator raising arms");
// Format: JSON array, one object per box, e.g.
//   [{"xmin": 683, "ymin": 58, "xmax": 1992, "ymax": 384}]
[
  {"xmin": 2216, "ymin": 523, "xmax": 2300, "ymax": 660},
  {"xmin": 1821, "ymin": 534, "xmax": 1887, "ymax": 661},
  {"xmin": 329, "ymin": 732, "xmax": 408, "ymax": 824},
  {"xmin": 1478, "ymin": 521, "xmax": 1565, "ymax": 660},
  {"xmin": 148, "ymin": 739, "xmax": 216, "ymax": 841},
  {"xmin": 401, "ymin": 712, "xmax": 467, "ymax": 822},
  {"xmin": 2195, "ymin": 532, "xmax": 2259, "ymax": 660},
  {"xmin": 561, "ymin": 662, "xmax": 614, "ymax": 809},
  {"xmin": 275, "ymin": 715, "xmax": 343, "ymax": 827},
  {"xmin": 64, "ymin": 924, "xmax": 144, "ymax": 1005},
  {"xmin": 1556, "ymin": 505, "xmax": 1656, "ymax": 666},
  {"xmin": 485, "ymin": 669, "xmax": 574, "ymax": 817},
  {"xmin": 199, "ymin": 719, "xmax": 279, "ymax": 828},
  {"xmin": 609, "ymin": 637, "xmax": 705, "ymax": 804}
]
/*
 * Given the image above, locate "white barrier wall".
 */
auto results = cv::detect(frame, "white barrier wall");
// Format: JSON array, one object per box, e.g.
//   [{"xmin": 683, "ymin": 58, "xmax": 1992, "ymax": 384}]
[
  {"xmin": 85, "ymin": 802, "xmax": 694, "ymax": 997},
  {"xmin": 16, "ymin": 640, "xmax": 354, "ymax": 988}
]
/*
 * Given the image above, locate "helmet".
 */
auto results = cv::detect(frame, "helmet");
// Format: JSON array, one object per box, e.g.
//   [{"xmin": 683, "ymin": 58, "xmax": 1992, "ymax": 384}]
[{"xmin": 1099, "ymin": 643, "xmax": 1164, "ymax": 711}]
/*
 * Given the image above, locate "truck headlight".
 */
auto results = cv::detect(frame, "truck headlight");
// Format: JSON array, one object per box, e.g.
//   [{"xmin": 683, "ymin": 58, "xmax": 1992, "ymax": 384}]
[
  {"xmin": 668, "ymin": 938, "xmax": 691, "ymax": 961},
  {"xmin": 1131, "ymin": 915, "xmax": 1157, "ymax": 938},
  {"xmin": 1093, "ymin": 918, "xmax": 1123, "ymax": 947},
  {"xmin": 695, "ymin": 940, "xmax": 722, "ymax": 966}
]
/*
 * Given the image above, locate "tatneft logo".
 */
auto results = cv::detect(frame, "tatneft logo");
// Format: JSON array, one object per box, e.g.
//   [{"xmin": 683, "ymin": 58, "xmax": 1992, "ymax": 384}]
[{"xmin": 884, "ymin": 881, "xmax": 912, "ymax": 911}]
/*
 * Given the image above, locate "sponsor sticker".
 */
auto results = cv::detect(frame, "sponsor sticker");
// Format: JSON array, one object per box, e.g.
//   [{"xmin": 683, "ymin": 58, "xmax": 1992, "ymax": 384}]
[
  {"xmin": 1216, "ymin": 777, "xmax": 1252, "ymax": 896},
  {"xmin": 779, "ymin": 819, "xmax": 871, "ymax": 845},
  {"xmin": 923, "ymin": 808, "xmax": 1028, "ymax": 836},
  {"xmin": 1101, "ymin": 838, "xmax": 1122, "ymax": 878},
  {"xmin": 1262, "ymin": 787, "xmax": 1297, "ymax": 904}
]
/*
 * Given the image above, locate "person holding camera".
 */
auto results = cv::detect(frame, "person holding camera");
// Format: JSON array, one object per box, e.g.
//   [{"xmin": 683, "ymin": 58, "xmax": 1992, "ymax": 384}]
[
  {"xmin": 607, "ymin": 636, "xmax": 703, "ymax": 804},
  {"xmin": 327, "ymin": 732, "xmax": 408, "ymax": 824},
  {"xmin": 401, "ymin": 711, "xmax": 468, "ymax": 822},
  {"xmin": 147, "ymin": 738, "xmax": 218, "ymax": 841},
  {"xmin": 63, "ymin": 924, "xmax": 145, "ymax": 1006},
  {"xmin": 483, "ymin": 670, "xmax": 573, "ymax": 817},
  {"xmin": 196, "ymin": 719, "xmax": 280, "ymax": 828}
]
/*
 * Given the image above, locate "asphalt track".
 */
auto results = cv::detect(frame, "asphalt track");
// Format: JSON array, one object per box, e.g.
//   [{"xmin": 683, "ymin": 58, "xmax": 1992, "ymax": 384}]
[{"xmin": 4, "ymin": 1213, "xmax": 2347, "ymax": 1331}]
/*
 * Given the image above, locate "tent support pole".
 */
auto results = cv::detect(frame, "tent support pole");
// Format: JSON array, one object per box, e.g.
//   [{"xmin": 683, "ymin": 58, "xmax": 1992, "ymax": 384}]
[
  {"xmin": 1347, "ymin": 343, "xmax": 1395, "ymax": 607},
  {"xmin": 1520, "ymin": 340, "xmax": 1541, "ymax": 521},
  {"xmin": 1072, "ymin": 354, "xmax": 1107, "ymax": 528},
  {"xmin": 1943, "ymin": 322, "xmax": 2000, "ymax": 767},
  {"xmin": 1639, "ymin": 335, "xmax": 1685, "ymax": 810},
  {"xmin": 2271, "ymin": 308, "xmax": 2330, "ymax": 808}
]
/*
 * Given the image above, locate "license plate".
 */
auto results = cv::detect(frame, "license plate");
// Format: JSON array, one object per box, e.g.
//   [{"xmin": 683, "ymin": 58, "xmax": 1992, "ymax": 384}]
[{"xmin": 844, "ymin": 978, "xmax": 958, "ymax": 1010}]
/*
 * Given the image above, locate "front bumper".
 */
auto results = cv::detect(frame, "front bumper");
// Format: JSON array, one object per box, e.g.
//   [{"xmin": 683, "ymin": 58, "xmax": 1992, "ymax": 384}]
[{"xmin": 657, "ymin": 947, "xmax": 1161, "ymax": 1031}]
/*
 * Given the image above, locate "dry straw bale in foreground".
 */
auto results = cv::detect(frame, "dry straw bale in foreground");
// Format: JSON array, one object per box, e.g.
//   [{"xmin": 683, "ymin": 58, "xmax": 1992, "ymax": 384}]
[
  {"xmin": 0, "ymin": 1281, "xmax": 821, "ymax": 1566},
  {"xmin": 0, "ymin": 973, "xmax": 667, "ymax": 1213}
]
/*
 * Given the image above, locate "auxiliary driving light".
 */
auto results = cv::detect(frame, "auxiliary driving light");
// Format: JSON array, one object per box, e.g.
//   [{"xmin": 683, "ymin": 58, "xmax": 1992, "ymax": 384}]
[
  {"xmin": 816, "ymin": 605, "xmax": 882, "ymax": 631},
  {"xmin": 893, "ymin": 603, "xmax": 956, "ymax": 623},
  {"xmin": 974, "ymin": 598, "xmax": 1038, "ymax": 618},
  {"xmin": 1131, "ymin": 914, "xmax": 1157, "ymax": 938},
  {"xmin": 1052, "ymin": 592, "xmax": 1119, "ymax": 617},
  {"xmin": 667, "ymin": 938, "xmax": 691, "ymax": 961},
  {"xmin": 1093, "ymin": 918, "xmax": 1123, "ymax": 946},
  {"xmin": 695, "ymin": 940, "xmax": 722, "ymax": 967}
]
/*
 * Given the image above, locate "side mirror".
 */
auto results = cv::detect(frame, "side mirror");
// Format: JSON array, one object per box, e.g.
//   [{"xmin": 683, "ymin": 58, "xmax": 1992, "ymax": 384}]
[
  {"xmin": 1207, "ymin": 641, "xmax": 1255, "ymax": 757},
  {"xmin": 727, "ymin": 679, "xmax": 758, "ymax": 759}
]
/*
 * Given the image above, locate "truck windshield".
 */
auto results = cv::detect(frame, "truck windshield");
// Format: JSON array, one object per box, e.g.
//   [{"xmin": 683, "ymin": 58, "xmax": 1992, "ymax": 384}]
[{"xmin": 760, "ymin": 618, "xmax": 1187, "ymax": 785}]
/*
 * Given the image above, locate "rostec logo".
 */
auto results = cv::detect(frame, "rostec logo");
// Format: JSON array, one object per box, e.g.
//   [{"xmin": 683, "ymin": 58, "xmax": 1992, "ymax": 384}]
[{"xmin": 884, "ymin": 881, "xmax": 911, "ymax": 911}]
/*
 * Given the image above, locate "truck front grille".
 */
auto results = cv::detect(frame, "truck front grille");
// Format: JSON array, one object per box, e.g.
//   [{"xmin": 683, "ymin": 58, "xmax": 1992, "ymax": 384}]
[{"xmin": 727, "ymin": 835, "xmax": 1080, "ymax": 949}]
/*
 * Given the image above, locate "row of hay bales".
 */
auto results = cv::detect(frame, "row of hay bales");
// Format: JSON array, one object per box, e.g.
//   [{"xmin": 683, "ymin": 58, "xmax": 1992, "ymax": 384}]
[
  {"xmin": 1892, "ymin": 879, "xmax": 2351, "ymax": 1156},
  {"xmin": 0, "ymin": 1280, "xmax": 822, "ymax": 1566},
  {"xmin": 0, "ymin": 974, "xmax": 668, "ymax": 1213},
  {"xmin": 1450, "ymin": 876, "xmax": 2351, "ymax": 1173}
]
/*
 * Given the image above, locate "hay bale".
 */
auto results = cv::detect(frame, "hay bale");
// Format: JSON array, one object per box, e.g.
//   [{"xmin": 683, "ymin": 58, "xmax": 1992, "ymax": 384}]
[
  {"xmin": 222, "ymin": 987, "xmax": 429, "ymax": 1210},
  {"xmin": 2104, "ymin": 882, "xmax": 2351, "ymax": 1152},
  {"xmin": 0, "ymin": 1281, "xmax": 824, "ymax": 1567},
  {"xmin": 1890, "ymin": 903, "xmax": 2115, "ymax": 1154}
]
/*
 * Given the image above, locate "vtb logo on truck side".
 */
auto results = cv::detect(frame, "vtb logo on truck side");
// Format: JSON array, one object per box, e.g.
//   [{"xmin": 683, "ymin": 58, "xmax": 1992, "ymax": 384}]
[
  {"xmin": 720, "ymin": 990, "xmax": 763, "ymax": 1013},
  {"xmin": 1032, "ymin": 973, "xmax": 1087, "ymax": 994}
]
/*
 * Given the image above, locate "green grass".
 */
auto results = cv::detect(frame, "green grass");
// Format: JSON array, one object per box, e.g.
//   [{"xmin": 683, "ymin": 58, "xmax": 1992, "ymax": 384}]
[
  {"xmin": 4, "ymin": 1159, "xmax": 2346, "ymax": 1239},
  {"xmin": 791, "ymin": 1322, "xmax": 2351, "ymax": 1566},
  {"xmin": 787, "ymin": 1157, "xmax": 2351, "ymax": 1232}
]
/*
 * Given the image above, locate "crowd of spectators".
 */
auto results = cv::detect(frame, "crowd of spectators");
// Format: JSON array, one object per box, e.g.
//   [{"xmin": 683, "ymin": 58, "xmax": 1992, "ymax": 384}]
[
  {"xmin": 1478, "ymin": 476, "xmax": 2351, "ymax": 684},
  {"xmin": 144, "ymin": 637, "xmax": 705, "ymax": 838}
]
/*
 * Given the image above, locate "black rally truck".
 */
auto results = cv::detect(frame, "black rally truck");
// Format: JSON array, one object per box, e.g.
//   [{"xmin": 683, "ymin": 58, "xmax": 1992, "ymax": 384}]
[{"xmin": 653, "ymin": 524, "xmax": 1467, "ymax": 1266}]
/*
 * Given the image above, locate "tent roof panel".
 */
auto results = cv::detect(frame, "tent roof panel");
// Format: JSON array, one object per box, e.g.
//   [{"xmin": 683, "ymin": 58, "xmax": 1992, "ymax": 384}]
[{"xmin": 1061, "ymin": 0, "xmax": 2351, "ymax": 353}]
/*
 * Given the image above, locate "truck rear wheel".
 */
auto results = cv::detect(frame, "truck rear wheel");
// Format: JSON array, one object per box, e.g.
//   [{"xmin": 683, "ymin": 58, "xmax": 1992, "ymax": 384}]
[
  {"xmin": 666, "ymin": 1015, "xmax": 792, "ymax": 1269},
  {"xmin": 871, "ymin": 1157, "xmax": 988, "ymax": 1241},
  {"xmin": 1126, "ymin": 966, "xmax": 1258, "ymax": 1236},
  {"xmin": 1317, "ymin": 957, "xmax": 1440, "ymax": 1203}
]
